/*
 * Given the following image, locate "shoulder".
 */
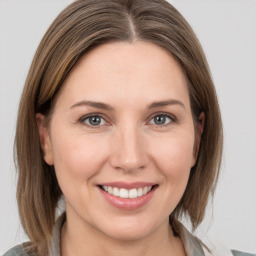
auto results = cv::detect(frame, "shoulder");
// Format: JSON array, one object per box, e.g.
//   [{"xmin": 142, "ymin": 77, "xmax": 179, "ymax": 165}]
[
  {"xmin": 4, "ymin": 213, "xmax": 65, "ymax": 256},
  {"xmin": 231, "ymin": 250, "xmax": 256, "ymax": 256},
  {"xmin": 3, "ymin": 244, "xmax": 30, "ymax": 256},
  {"xmin": 178, "ymin": 221, "xmax": 256, "ymax": 256}
]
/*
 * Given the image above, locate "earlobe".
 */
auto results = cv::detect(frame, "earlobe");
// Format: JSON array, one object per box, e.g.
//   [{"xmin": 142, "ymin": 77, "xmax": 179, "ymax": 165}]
[
  {"xmin": 198, "ymin": 112, "xmax": 205, "ymax": 136},
  {"xmin": 35, "ymin": 113, "xmax": 54, "ymax": 165},
  {"xmin": 192, "ymin": 112, "xmax": 205, "ymax": 166}
]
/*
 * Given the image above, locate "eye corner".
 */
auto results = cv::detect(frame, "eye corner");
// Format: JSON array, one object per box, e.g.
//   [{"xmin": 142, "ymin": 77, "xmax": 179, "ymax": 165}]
[
  {"xmin": 147, "ymin": 112, "xmax": 177, "ymax": 127},
  {"xmin": 79, "ymin": 114, "xmax": 110, "ymax": 128}
]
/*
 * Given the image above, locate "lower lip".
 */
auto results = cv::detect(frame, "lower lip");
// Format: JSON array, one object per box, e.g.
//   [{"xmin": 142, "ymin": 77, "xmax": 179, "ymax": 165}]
[{"xmin": 99, "ymin": 186, "xmax": 157, "ymax": 211}]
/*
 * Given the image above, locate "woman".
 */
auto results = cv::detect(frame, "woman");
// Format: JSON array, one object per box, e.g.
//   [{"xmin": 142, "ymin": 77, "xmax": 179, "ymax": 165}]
[{"xmin": 4, "ymin": 0, "xmax": 255, "ymax": 255}]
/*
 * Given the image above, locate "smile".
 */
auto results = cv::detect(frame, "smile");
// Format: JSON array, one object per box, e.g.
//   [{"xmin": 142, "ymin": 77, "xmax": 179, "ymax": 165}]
[
  {"xmin": 98, "ymin": 182, "xmax": 158, "ymax": 210},
  {"xmin": 100, "ymin": 185, "xmax": 153, "ymax": 199}
]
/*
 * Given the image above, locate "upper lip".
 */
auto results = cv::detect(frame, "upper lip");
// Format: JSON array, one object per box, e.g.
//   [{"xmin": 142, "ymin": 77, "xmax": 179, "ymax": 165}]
[{"xmin": 99, "ymin": 182, "xmax": 157, "ymax": 189}]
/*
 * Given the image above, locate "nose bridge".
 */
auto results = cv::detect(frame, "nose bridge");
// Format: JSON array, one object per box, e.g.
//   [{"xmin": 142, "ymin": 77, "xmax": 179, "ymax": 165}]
[{"xmin": 110, "ymin": 122, "xmax": 148, "ymax": 172}]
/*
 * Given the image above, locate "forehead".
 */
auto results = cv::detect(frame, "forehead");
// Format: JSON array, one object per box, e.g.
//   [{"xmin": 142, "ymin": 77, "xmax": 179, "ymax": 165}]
[{"xmin": 56, "ymin": 41, "xmax": 190, "ymax": 109}]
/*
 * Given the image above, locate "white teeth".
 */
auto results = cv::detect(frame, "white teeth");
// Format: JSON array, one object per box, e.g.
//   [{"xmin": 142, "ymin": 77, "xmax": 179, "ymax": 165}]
[
  {"xmin": 112, "ymin": 187, "xmax": 119, "ymax": 197},
  {"xmin": 129, "ymin": 188, "xmax": 137, "ymax": 198},
  {"xmin": 137, "ymin": 188, "xmax": 143, "ymax": 197},
  {"xmin": 107, "ymin": 186, "xmax": 113, "ymax": 194},
  {"xmin": 102, "ymin": 185, "xmax": 153, "ymax": 199},
  {"xmin": 119, "ymin": 188, "xmax": 129, "ymax": 198}
]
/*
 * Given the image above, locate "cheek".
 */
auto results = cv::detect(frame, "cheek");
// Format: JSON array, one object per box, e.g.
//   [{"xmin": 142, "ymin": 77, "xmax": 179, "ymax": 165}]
[
  {"xmin": 147, "ymin": 133, "xmax": 195, "ymax": 215},
  {"xmin": 152, "ymin": 133, "xmax": 195, "ymax": 181},
  {"xmin": 50, "ymin": 129, "xmax": 109, "ymax": 189}
]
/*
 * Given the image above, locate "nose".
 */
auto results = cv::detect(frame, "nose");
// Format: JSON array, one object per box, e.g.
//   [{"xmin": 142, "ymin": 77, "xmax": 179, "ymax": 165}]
[{"xmin": 109, "ymin": 124, "xmax": 149, "ymax": 173}]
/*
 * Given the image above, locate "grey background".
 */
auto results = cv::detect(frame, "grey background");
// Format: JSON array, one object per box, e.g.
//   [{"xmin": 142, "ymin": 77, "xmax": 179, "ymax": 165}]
[{"xmin": 0, "ymin": 0, "xmax": 256, "ymax": 254}]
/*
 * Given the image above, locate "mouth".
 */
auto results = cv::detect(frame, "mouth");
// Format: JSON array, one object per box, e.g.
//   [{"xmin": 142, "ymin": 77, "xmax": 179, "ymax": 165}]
[
  {"xmin": 98, "ymin": 183, "xmax": 158, "ymax": 210},
  {"xmin": 98, "ymin": 184, "xmax": 157, "ymax": 199}
]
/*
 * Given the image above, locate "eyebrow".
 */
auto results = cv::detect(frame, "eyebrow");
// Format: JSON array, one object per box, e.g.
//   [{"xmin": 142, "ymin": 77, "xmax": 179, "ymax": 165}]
[
  {"xmin": 148, "ymin": 99, "xmax": 185, "ymax": 109},
  {"xmin": 70, "ymin": 101, "xmax": 114, "ymax": 111},
  {"xmin": 70, "ymin": 99, "xmax": 185, "ymax": 111}
]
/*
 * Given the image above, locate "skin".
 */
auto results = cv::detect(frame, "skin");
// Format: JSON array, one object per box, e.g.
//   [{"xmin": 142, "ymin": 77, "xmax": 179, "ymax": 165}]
[{"xmin": 36, "ymin": 41, "xmax": 204, "ymax": 256}]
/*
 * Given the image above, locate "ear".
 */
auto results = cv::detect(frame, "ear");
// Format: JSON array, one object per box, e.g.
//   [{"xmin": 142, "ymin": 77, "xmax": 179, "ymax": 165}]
[
  {"xmin": 192, "ymin": 112, "xmax": 205, "ymax": 166},
  {"xmin": 35, "ymin": 113, "xmax": 54, "ymax": 165}
]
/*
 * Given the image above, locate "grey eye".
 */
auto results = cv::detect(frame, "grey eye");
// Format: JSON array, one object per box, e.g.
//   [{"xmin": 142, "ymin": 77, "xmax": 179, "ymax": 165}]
[
  {"xmin": 84, "ymin": 116, "xmax": 106, "ymax": 126},
  {"xmin": 149, "ymin": 115, "xmax": 171, "ymax": 125}
]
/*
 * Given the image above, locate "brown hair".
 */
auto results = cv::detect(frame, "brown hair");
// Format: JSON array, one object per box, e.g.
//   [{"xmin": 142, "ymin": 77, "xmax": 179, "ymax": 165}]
[{"xmin": 15, "ymin": 0, "xmax": 222, "ymax": 254}]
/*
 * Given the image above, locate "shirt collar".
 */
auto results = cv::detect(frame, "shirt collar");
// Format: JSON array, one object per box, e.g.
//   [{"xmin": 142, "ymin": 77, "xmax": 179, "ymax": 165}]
[
  {"xmin": 49, "ymin": 213, "xmax": 65, "ymax": 256},
  {"xmin": 178, "ymin": 223, "xmax": 205, "ymax": 256}
]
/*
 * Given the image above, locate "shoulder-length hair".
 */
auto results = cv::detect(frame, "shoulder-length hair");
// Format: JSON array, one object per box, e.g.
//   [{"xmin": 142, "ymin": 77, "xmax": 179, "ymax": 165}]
[{"xmin": 15, "ymin": 0, "xmax": 222, "ymax": 254}]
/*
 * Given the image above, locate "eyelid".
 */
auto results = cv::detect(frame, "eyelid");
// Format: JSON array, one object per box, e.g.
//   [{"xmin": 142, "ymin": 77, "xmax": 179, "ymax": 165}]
[
  {"xmin": 78, "ymin": 111, "xmax": 177, "ymax": 128},
  {"xmin": 79, "ymin": 113, "xmax": 110, "ymax": 128},
  {"xmin": 147, "ymin": 112, "xmax": 177, "ymax": 126}
]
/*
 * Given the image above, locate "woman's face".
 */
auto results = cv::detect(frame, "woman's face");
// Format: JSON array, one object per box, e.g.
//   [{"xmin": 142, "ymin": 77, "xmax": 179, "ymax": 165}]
[{"xmin": 37, "ymin": 41, "xmax": 202, "ymax": 241}]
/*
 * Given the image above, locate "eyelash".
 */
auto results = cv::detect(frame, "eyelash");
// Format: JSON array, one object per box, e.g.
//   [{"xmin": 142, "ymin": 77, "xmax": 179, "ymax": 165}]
[
  {"xmin": 148, "ymin": 112, "xmax": 177, "ymax": 127},
  {"xmin": 79, "ymin": 112, "xmax": 177, "ymax": 128},
  {"xmin": 79, "ymin": 113, "xmax": 109, "ymax": 128}
]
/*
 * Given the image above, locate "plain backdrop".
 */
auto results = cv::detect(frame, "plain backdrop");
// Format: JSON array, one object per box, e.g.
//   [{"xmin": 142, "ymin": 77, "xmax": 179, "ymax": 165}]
[{"xmin": 0, "ymin": 0, "xmax": 255, "ymax": 254}]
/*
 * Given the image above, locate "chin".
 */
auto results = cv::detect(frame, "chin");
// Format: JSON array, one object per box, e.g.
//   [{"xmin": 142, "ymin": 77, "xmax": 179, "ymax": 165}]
[{"xmin": 98, "ymin": 217, "xmax": 160, "ymax": 241}]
